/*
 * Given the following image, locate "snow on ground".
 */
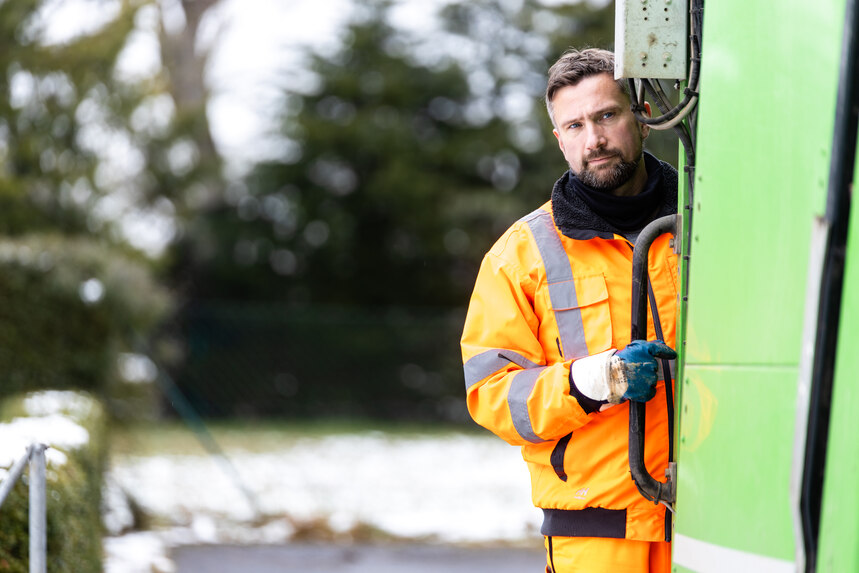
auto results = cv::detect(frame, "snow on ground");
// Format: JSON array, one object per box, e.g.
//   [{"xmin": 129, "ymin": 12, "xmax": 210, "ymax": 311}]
[
  {"xmin": 0, "ymin": 391, "xmax": 94, "ymax": 474},
  {"xmin": 0, "ymin": 391, "xmax": 542, "ymax": 571},
  {"xmin": 104, "ymin": 431, "xmax": 542, "ymax": 573}
]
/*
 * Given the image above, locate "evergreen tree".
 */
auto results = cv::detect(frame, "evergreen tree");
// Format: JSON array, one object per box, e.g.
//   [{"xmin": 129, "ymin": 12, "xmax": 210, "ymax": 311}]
[
  {"xmin": 177, "ymin": 1, "xmax": 622, "ymax": 307},
  {"xmin": 0, "ymin": 0, "xmax": 142, "ymax": 236},
  {"xmin": 166, "ymin": 0, "xmax": 676, "ymax": 420},
  {"xmin": 0, "ymin": 0, "xmax": 184, "ymax": 401}
]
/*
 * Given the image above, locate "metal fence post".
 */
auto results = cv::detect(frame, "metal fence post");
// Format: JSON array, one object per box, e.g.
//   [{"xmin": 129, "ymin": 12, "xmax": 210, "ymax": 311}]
[
  {"xmin": 28, "ymin": 444, "xmax": 47, "ymax": 573},
  {"xmin": 0, "ymin": 446, "xmax": 31, "ymax": 509}
]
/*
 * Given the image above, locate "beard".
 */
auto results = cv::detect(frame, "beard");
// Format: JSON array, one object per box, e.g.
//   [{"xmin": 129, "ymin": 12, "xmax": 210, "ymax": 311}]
[{"xmin": 574, "ymin": 148, "xmax": 643, "ymax": 192}]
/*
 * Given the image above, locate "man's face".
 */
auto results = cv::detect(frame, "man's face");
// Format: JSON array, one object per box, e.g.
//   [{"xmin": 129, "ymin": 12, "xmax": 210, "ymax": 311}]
[{"xmin": 551, "ymin": 73, "xmax": 650, "ymax": 196}]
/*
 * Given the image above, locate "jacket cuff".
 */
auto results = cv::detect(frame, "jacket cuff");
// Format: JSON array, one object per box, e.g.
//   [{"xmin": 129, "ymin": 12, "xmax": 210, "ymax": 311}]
[{"xmin": 569, "ymin": 370, "xmax": 608, "ymax": 414}]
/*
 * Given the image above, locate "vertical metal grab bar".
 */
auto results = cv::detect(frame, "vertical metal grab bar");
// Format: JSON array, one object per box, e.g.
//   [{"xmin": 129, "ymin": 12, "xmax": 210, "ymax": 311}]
[{"xmin": 0, "ymin": 443, "xmax": 48, "ymax": 573}]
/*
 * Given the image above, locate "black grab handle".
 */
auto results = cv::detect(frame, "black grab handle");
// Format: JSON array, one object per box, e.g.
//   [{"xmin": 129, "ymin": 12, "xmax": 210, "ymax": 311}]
[{"xmin": 629, "ymin": 214, "xmax": 678, "ymax": 505}]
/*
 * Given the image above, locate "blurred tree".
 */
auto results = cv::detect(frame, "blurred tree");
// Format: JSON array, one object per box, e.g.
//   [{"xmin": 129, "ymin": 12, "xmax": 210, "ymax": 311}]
[
  {"xmin": 0, "ymin": 0, "xmax": 142, "ymax": 237},
  {"xmin": 167, "ymin": 0, "xmax": 681, "ymax": 420},
  {"xmin": 175, "ymin": 0, "xmax": 626, "ymax": 308},
  {"xmin": 0, "ymin": 0, "xmax": 189, "ymax": 404},
  {"xmin": 149, "ymin": 0, "xmax": 223, "ymax": 222},
  {"xmin": 0, "ymin": 0, "xmax": 225, "ymax": 254}
]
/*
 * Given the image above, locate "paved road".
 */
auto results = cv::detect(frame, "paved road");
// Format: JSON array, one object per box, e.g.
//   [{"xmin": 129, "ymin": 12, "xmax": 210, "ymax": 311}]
[{"xmin": 173, "ymin": 542, "xmax": 546, "ymax": 572}]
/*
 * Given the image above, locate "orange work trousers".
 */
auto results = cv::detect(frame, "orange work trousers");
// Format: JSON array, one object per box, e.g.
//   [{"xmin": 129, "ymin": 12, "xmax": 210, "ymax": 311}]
[{"xmin": 545, "ymin": 536, "xmax": 671, "ymax": 573}]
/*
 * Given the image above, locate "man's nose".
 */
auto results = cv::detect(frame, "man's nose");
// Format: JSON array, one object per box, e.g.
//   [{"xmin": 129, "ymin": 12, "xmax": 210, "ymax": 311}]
[{"xmin": 585, "ymin": 124, "xmax": 606, "ymax": 150}]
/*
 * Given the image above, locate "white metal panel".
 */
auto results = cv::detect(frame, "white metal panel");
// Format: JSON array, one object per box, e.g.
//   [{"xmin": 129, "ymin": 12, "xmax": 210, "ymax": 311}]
[{"xmin": 615, "ymin": 0, "xmax": 688, "ymax": 79}]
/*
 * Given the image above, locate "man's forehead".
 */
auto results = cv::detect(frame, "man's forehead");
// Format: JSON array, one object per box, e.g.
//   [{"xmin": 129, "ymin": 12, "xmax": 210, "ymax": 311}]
[
  {"xmin": 559, "ymin": 75, "xmax": 627, "ymax": 103},
  {"xmin": 553, "ymin": 77, "xmax": 629, "ymax": 118}
]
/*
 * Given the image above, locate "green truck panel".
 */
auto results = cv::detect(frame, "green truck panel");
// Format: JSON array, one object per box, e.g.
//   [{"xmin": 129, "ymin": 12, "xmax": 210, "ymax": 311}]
[
  {"xmin": 676, "ymin": 366, "xmax": 795, "ymax": 561},
  {"xmin": 673, "ymin": 0, "xmax": 849, "ymax": 567}
]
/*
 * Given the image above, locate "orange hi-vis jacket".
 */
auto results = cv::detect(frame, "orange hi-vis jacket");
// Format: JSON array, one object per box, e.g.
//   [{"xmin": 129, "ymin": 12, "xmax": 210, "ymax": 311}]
[{"xmin": 462, "ymin": 161, "xmax": 679, "ymax": 542}]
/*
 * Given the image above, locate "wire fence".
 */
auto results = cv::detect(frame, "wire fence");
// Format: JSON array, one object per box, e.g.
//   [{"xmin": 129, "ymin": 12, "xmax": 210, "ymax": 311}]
[{"xmin": 170, "ymin": 303, "xmax": 470, "ymax": 423}]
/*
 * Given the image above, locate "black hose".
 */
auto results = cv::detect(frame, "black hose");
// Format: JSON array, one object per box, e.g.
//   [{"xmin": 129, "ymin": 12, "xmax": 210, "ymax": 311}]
[{"xmin": 629, "ymin": 215, "xmax": 678, "ymax": 504}]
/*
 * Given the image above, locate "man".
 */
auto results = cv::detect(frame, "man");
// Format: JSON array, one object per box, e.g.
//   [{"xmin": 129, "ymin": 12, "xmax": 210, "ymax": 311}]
[{"xmin": 461, "ymin": 48, "xmax": 679, "ymax": 572}]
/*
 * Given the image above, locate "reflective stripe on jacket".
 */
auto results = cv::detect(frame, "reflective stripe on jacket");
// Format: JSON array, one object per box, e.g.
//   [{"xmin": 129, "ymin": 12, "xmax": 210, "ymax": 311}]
[{"xmin": 461, "ymin": 200, "xmax": 679, "ymax": 542}]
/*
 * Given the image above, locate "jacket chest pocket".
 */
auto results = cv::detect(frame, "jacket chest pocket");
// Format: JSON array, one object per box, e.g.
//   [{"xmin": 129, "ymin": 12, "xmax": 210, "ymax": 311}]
[{"xmin": 548, "ymin": 273, "xmax": 613, "ymax": 360}]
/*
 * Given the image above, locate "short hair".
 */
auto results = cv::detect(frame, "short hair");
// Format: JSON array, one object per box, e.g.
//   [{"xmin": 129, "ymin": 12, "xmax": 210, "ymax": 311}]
[{"xmin": 545, "ymin": 48, "xmax": 629, "ymax": 127}]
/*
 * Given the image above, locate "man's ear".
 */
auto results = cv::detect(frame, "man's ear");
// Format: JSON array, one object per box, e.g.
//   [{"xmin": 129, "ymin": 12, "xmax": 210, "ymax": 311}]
[
  {"xmin": 642, "ymin": 101, "xmax": 652, "ymax": 117},
  {"xmin": 553, "ymin": 128, "xmax": 565, "ymax": 153},
  {"xmin": 640, "ymin": 101, "xmax": 651, "ymax": 140}
]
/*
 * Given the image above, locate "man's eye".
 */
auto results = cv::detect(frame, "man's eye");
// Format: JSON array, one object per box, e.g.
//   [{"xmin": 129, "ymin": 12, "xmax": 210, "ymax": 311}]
[
  {"xmin": 568, "ymin": 123, "xmax": 581, "ymax": 130},
  {"xmin": 601, "ymin": 112, "xmax": 614, "ymax": 120}
]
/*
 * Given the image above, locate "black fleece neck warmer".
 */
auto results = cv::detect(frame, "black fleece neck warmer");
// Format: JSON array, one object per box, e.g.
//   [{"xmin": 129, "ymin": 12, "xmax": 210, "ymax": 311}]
[
  {"xmin": 571, "ymin": 152, "xmax": 663, "ymax": 231},
  {"xmin": 551, "ymin": 151, "xmax": 678, "ymax": 240}
]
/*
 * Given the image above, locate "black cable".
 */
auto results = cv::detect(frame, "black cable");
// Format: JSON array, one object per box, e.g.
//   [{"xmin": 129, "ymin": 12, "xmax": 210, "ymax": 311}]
[
  {"xmin": 642, "ymin": 79, "xmax": 673, "ymax": 115},
  {"xmin": 648, "ymin": 79, "xmax": 675, "ymax": 113},
  {"xmin": 629, "ymin": 4, "xmax": 703, "ymax": 128}
]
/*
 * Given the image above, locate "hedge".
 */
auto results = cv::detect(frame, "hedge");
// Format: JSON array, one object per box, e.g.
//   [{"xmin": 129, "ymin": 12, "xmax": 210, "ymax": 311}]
[
  {"xmin": 0, "ymin": 234, "xmax": 171, "ymax": 414},
  {"xmin": 0, "ymin": 391, "xmax": 106, "ymax": 573}
]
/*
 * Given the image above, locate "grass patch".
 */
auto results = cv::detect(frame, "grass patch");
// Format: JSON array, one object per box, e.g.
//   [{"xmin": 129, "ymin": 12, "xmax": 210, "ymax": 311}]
[{"xmin": 109, "ymin": 417, "xmax": 488, "ymax": 457}]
